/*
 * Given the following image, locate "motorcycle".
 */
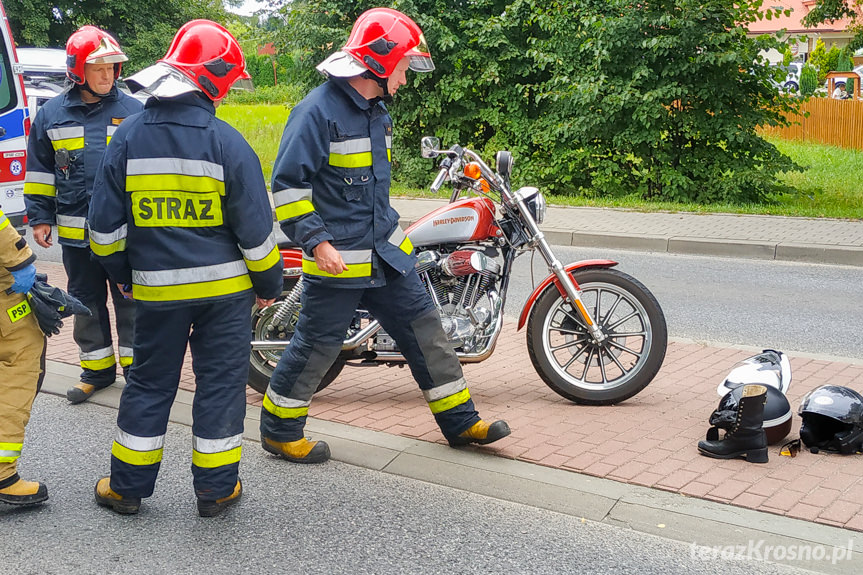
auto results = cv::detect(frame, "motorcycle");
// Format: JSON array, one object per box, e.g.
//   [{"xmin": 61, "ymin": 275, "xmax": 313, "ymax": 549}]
[{"xmin": 249, "ymin": 137, "xmax": 668, "ymax": 405}]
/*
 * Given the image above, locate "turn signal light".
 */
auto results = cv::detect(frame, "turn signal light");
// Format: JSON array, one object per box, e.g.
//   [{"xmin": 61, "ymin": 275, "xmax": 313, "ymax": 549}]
[{"xmin": 463, "ymin": 162, "xmax": 481, "ymax": 179}]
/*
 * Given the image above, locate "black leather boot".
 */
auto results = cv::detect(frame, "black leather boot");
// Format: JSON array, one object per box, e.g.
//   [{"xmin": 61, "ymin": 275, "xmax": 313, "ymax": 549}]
[{"xmin": 698, "ymin": 384, "xmax": 769, "ymax": 463}]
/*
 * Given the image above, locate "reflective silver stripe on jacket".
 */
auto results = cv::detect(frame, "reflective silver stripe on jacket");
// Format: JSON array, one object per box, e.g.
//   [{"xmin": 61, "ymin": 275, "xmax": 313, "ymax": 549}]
[
  {"xmin": 422, "ymin": 377, "xmax": 468, "ymax": 403},
  {"xmin": 301, "ymin": 249, "xmax": 372, "ymax": 265},
  {"xmin": 24, "ymin": 171, "xmax": 55, "ymax": 185},
  {"xmin": 47, "ymin": 126, "xmax": 84, "ymax": 141},
  {"xmin": 57, "ymin": 214, "xmax": 87, "ymax": 229},
  {"xmin": 192, "ymin": 433, "xmax": 244, "ymax": 454},
  {"xmin": 272, "ymin": 187, "xmax": 313, "ymax": 207},
  {"xmin": 89, "ymin": 224, "xmax": 128, "ymax": 246},
  {"xmin": 265, "ymin": 387, "xmax": 311, "ymax": 409},
  {"xmin": 133, "ymin": 260, "xmax": 247, "ymax": 287},
  {"xmin": 385, "ymin": 135, "xmax": 392, "ymax": 148},
  {"xmin": 330, "ymin": 138, "xmax": 372, "ymax": 155},
  {"xmin": 118, "ymin": 346, "xmax": 133, "ymax": 358},
  {"xmin": 115, "ymin": 429, "xmax": 166, "ymax": 451},
  {"xmin": 126, "ymin": 157, "xmax": 224, "ymax": 180},
  {"xmin": 388, "ymin": 226, "xmax": 408, "ymax": 248},
  {"xmin": 239, "ymin": 232, "xmax": 277, "ymax": 262},
  {"xmin": 80, "ymin": 346, "xmax": 114, "ymax": 362}
]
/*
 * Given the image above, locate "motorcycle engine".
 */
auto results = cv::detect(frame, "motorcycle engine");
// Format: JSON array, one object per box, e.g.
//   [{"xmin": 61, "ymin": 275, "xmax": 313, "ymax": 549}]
[{"xmin": 413, "ymin": 246, "xmax": 501, "ymax": 351}]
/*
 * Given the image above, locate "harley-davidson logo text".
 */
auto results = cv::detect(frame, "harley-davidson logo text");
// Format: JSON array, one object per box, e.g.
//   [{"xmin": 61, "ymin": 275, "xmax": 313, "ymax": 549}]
[{"xmin": 433, "ymin": 215, "xmax": 475, "ymax": 226}]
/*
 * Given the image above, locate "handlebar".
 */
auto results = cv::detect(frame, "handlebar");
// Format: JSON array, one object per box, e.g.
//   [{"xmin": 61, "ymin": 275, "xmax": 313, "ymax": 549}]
[{"xmin": 430, "ymin": 166, "xmax": 449, "ymax": 194}]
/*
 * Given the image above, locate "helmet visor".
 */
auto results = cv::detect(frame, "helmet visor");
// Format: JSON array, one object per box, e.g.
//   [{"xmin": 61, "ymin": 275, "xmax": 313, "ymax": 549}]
[
  {"xmin": 232, "ymin": 77, "xmax": 255, "ymax": 92},
  {"xmin": 407, "ymin": 34, "xmax": 434, "ymax": 73}
]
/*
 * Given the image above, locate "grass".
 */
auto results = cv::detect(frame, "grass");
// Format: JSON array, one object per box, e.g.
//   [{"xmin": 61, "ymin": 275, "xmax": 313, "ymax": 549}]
[
  {"xmin": 218, "ymin": 103, "xmax": 863, "ymax": 220},
  {"xmin": 216, "ymin": 104, "xmax": 290, "ymax": 185}
]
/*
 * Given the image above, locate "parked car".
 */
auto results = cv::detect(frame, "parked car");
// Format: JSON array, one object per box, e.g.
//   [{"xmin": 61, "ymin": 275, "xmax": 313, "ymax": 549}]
[{"xmin": 770, "ymin": 62, "xmax": 803, "ymax": 92}]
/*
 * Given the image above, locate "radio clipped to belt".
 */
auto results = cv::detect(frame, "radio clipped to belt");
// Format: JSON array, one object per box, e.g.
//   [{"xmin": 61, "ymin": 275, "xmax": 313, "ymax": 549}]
[{"xmin": 55, "ymin": 148, "xmax": 77, "ymax": 180}]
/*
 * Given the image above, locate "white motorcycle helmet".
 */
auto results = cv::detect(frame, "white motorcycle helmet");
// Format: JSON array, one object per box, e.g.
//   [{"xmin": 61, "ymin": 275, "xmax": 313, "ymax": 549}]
[
  {"xmin": 716, "ymin": 350, "xmax": 793, "ymax": 445},
  {"xmin": 716, "ymin": 349, "xmax": 791, "ymax": 397}
]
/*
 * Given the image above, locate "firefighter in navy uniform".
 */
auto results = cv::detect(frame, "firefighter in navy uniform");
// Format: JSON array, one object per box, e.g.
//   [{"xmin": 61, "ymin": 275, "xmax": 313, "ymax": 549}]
[
  {"xmin": 0, "ymin": 210, "xmax": 48, "ymax": 507},
  {"xmin": 24, "ymin": 26, "xmax": 143, "ymax": 404},
  {"xmin": 260, "ymin": 8, "xmax": 510, "ymax": 463},
  {"xmin": 87, "ymin": 20, "xmax": 282, "ymax": 517}
]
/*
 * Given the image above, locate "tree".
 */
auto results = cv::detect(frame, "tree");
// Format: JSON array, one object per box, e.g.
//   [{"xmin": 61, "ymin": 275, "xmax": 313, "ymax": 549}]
[
  {"xmin": 803, "ymin": 1, "xmax": 863, "ymax": 49},
  {"xmin": 273, "ymin": 0, "xmax": 800, "ymax": 203},
  {"xmin": 4, "ymin": 0, "xmax": 227, "ymax": 71}
]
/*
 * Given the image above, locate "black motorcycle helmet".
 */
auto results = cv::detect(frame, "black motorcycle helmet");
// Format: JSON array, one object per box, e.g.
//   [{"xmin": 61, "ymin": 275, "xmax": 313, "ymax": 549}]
[
  {"xmin": 798, "ymin": 385, "xmax": 863, "ymax": 454},
  {"xmin": 715, "ymin": 384, "xmax": 792, "ymax": 445}
]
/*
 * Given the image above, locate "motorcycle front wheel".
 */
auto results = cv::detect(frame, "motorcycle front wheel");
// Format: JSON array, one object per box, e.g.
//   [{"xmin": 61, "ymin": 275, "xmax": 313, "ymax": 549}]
[
  {"xmin": 248, "ymin": 278, "xmax": 346, "ymax": 395},
  {"xmin": 526, "ymin": 268, "xmax": 667, "ymax": 405}
]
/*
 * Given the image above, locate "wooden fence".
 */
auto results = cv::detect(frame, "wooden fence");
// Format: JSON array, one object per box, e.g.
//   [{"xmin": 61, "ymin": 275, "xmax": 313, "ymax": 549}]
[{"xmin": 760, "ymin": 97, "xmax": 863, "ymax": 150}]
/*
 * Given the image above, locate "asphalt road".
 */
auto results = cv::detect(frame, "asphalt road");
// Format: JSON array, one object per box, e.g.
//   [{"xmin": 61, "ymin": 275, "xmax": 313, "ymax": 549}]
[
  {"xmin": 27, "ymin": 224, "xmax": 863, "ymax": 359},
  {"xmin": 2, "ymin": 394, "xmax": 814, "ymax": 575}
]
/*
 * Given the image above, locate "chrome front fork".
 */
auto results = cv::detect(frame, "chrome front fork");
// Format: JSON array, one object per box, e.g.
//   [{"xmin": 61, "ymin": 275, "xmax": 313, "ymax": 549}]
[{"xmin": 512, "ymin": 197, "xmax": 607, "ymax": 344}]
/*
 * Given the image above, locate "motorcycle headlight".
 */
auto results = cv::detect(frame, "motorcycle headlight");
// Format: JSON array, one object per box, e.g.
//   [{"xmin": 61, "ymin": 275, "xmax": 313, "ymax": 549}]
[{"xmin": 515, "ymin": 187, "xmax": 546, "ymax": 225}]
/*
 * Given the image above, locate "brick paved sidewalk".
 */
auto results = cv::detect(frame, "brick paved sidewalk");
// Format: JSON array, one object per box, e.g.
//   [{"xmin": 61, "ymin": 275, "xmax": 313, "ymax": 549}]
[{"xmin": 37, "ymin": 261, "xmax": 863, "ymax": 532}]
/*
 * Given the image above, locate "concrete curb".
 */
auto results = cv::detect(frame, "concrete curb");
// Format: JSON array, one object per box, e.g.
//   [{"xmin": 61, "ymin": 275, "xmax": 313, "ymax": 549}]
[{"xmin": 43, "ymin": 359, "xmax": 862, "ymax": 574}]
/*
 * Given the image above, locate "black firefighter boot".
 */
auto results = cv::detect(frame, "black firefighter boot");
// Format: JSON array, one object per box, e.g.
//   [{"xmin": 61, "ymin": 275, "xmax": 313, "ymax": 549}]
[{"xmin": 698, "ymin": 384, "xmax": 769, "ymax": 463}]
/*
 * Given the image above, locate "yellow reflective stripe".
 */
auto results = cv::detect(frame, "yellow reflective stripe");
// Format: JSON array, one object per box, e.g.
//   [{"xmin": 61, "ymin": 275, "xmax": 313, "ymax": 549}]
[
  {"xmin": 262, "ymin": 394, "xmax": 309, "ymax": 419},
  {"xmin": 329, "ymin": 152, "xmax": 373, "ymax": 168},
  {"xmin": 0, "ymin": 456, "xmax": 20, "ymax": 463},
  {"xmin": 119, "ymin": 356, "xmax": 133, "ymax": 367},
  {"xmin": 51, "ymin": 138, "xmax": 84, "ymax": 151},
  {"xmin": 0, "ymin": 216, "xmax": 8, "ymax": 230},
  {"xmin": 398, "ymin": 235, "xmax": 412, "ymax": 254},
  {"xmin": 192, "ymin": 446, "xmax": 242, "ymax": 469},
  {"xmin": 90, "ymin": 237, "xmax": 126, "ymax": 256},
  {"xmin": 0, "ymin": 442, "xmax": 22, "ymax": 451},
  {"xmin": 126, "ymin": 174, "xmax": 225, "ymax": 195},
  {"xmin": 387, "ymin": 148, "xmax": 392, "ymax": 162},
  {"xmin": 133, "ymin": 274, "xmax": 252, "ymax": 302},
  {"xmin": 81, "ymin": 356, "xmax": 116, "ymax": 371},
  {"xmin": 275, "ymin": 200, "xmax": 314, "ymax": 221},
  {"xmin": 427, "ymin": 388, "xmax": 472, "ymax": 414},
  {"xmin": 302, "ymin": 259, "xmax": 372, "ymax": 279},
  {"xmin": 111, "ymin": 440, "xmax": 163, "ymax": 466},
  {"xmin": 244, "ymin": 246, "xmax": 281, "ymax": 273},
  {"xmin": 107, "ymin": 136, "xmax": 112, "ymax": 145},
  {"xmin": 58, "ymin": 226, "xmax": 86, "ymax": 240},
  {"xmin": 23, "ymin": 182, "xmax": 56, "ymax": 196}
]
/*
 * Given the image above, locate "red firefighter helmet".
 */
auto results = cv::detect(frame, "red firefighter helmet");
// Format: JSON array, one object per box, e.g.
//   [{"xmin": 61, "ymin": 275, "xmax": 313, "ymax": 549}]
[
  {"xmin": 317, "ymin": 8, "xmax": 434, "ymax": 78},
  {"xmin": 159, "ymin": 19, "xmax": 252, "ymax": 101},
  {"xmin": 66, "ymin": 25, "xmax": 128, "ymax": 85}
]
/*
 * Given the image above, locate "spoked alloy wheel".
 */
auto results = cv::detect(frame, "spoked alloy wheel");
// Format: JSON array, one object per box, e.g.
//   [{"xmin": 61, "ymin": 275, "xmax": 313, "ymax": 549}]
[
  {"xmin": 247, "ymin": 279, "xmax": 346, "ymax": 395},
  {"xmin": 527, "ymin": 268, "xmax": 667, "ymax": 405}
]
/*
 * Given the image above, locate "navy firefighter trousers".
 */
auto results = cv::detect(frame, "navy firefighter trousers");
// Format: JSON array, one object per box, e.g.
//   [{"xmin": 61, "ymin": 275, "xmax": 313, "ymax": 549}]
[
  {"xmin": 110, "ymin": 293, "xmax": 252, "ymax": 500},
  {"xmin": 261, "ymin": 263, "xmax": 481, "ymax": 443}
]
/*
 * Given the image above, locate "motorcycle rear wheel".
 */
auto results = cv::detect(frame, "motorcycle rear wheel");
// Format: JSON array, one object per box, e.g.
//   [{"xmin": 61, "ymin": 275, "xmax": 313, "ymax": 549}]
[
  {"xmin": 248, "ymin": 279, "xmax": 346, "ymax": 395},
  {"xmin": 526, "ymin": 268, "xmax": 667, "ymax": 405}
]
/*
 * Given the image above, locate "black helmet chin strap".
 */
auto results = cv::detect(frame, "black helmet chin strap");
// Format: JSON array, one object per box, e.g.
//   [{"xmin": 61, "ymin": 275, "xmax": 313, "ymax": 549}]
[
  {"xmin": 362, "ymin": 70, "xmax": 392, "ymax": 104},
  {"xmin": 81, "ymin": 81, "xmax": 112, "ymax": 99}
]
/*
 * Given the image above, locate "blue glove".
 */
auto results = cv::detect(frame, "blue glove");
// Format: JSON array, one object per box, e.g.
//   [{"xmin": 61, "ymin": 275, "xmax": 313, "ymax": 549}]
[{"xmin": 10, "ymin": 263, "xmax": 37, "ymax": 294}]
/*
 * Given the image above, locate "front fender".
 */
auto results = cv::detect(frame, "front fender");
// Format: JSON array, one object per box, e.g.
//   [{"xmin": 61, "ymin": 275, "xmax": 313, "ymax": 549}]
[{"xmin": 516, "ymin": 260, "xmax": 618, "ymax": 330}]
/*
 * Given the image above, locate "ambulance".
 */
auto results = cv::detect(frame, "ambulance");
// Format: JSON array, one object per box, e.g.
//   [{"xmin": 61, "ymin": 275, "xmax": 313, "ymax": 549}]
[{"xmin": 0, "ymin": 2, "xmax": 30, "ymax": 230}]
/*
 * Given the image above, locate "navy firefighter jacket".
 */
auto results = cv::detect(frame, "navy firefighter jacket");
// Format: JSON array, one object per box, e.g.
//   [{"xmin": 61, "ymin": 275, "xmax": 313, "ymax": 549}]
[
  {"xmin": 270, "ymin": 77, "xmax": 415, "ymax": 288},
  {"xmin": 87, "ymin": 93, "xmax": 283, "ymax": 307},
  {"xmin": 24, "ymin": 86, "xmax": 143, "ymax": 248}
]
